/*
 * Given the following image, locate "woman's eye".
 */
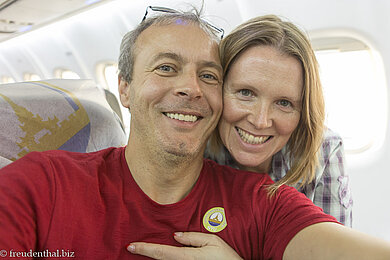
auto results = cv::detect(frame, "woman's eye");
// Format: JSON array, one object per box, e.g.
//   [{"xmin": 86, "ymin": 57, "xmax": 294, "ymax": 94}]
[
  {"xmin": 277, "ymin": 99, "xmax": 296, "ymax": 112},
  {"xmin": 278, "ymin": 99, "xmax": 292, "ymax": 107},
  {"xmin": 239, "ymin": 89, "xmax": 253, "ymax": 97}
]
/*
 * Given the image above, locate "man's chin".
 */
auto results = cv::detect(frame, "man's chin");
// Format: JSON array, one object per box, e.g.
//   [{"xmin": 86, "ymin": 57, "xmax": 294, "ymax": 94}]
[{"xmin": 163, "ymin": 143, "xmax": 203, "ymax": 161}]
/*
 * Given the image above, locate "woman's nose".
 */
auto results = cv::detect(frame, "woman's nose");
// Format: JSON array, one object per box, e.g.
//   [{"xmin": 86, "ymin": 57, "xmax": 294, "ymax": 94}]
[{"xmin": 248, "ymin": 104, "xmax": 272, "ymax": 129}]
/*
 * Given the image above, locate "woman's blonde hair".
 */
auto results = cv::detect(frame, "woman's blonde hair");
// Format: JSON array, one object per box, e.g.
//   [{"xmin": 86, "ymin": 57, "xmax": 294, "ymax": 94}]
[{"xmin": 210, "ymin": 15, "xmax": 325, "ymax": 194}]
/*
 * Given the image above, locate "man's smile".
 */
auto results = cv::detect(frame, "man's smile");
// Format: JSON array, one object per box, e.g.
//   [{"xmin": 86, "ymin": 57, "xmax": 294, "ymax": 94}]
[{"xmin": 163, "ymin": 112, "xmax": 200, "ymax": 122}]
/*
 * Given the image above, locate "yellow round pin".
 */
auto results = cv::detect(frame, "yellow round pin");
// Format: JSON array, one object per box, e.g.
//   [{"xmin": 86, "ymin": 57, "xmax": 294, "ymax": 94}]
[{"xmin": 202, "ymin": 207, "xmax": 227, "ymax": 233}]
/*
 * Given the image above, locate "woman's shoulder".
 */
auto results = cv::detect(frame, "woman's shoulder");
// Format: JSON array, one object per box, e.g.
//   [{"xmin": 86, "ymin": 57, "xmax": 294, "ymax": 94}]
[
  {"xmin": 322, "ymin": 128, "xmax": 343, "ymax": 146},
  {"xmin": 319, "ymin": 128, "xmax": 345, "ymax": 161},
  {"xmin": 270, "ymin": 128, "xmax": 345, "ymax": 183}
]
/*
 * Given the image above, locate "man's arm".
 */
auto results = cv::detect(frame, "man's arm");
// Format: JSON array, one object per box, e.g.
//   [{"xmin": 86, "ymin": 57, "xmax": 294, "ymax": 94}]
[
  {"xmin": 127, "ymin": 225, "xmax": 390, "ymax": 260},
  {"xmin": 284, "ymin": 222, "xmax": 390, "ymax": 260}
]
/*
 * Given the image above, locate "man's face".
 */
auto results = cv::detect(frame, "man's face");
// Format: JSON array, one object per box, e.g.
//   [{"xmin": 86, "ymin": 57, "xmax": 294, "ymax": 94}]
[{"xmin": 120, "ymin": 23, "xmax": 222, "ymax": 159}]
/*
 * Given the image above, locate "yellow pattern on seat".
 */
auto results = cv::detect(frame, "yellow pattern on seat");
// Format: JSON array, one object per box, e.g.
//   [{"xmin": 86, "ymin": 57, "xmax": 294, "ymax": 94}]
[{"xmin": 0, "ymin": 81, "xmax": 90, "ymax": 160}]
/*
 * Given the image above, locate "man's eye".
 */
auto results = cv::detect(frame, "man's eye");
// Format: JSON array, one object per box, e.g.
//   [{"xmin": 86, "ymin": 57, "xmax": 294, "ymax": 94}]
[
  {"xmin": 201, "ymin": 74, "xmax": 216, "ymax": 80},
  {"xmin": 239, "ymin": 89, "xmax": 253, "ymax": 97},
  {"xmin": 157, "ymin": 65, "xmax": 175, "ymax": 72},
  {"xmin": 200, "ymin": 73, "xmax": 220, "ymax": 84}
]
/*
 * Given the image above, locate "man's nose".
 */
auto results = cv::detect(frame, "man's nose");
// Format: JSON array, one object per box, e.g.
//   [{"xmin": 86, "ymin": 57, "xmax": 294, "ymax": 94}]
[{"xmin": 174, "ymin": 73, "xmax": 203, "ymax": 99}]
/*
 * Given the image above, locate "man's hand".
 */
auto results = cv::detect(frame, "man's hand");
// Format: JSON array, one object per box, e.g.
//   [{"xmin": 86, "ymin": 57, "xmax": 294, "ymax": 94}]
[{"xmin": 127, "ymin": 232, "xmax": 243, "ymax": 260}]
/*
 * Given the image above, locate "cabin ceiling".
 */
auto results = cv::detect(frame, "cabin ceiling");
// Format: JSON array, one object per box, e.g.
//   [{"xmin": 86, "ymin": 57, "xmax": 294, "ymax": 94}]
[{"xmin": 0, "ymin": 0, "xmax": 110, "ymax": 42}]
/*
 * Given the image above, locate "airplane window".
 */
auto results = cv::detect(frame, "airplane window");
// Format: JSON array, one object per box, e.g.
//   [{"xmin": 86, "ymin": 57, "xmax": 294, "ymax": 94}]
[
  {"xmin": 54, "ymin": 69, "xmax": 80, "ymax": 79},
  {"xmin": 96, "ymin": 62, "xmax": 130, "ymax": 136},
  {"xmin": 312, "ymin": 36, "xmax": 387, "ymax": 154},
  {"xmin": 104, "ymin": 64, "xmax": 118, "ymax": 93},
  {"xmin": 23, "ymin": 73, "xmax": 41, "ymax": 81},
  {"xmin": 1, "ymin": 76, "xmax": 15, "ymax": 84},
  {"xmin": 96, "ymin": 62, "xmax": 117, "ymax": 90}
]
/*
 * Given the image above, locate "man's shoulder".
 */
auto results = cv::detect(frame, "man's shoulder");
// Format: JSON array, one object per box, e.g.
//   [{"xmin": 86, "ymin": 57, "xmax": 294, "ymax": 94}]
[
  {"xmin": 1, "ymin": 146, "xmax": 125, "ymax": 177},
  {"xmin": 35, "ymin": 146, "xmax": 122, "ymax": 161},
  {"xmin": 202, "ymin": 159, "xmax": 317, "ymax": 211}
]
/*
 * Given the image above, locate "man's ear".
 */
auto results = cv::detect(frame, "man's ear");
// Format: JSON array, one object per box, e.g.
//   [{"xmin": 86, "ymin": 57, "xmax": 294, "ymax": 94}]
[{"xmin": 118, "ymin": 76, "xmax": 130, "ymax": 109}]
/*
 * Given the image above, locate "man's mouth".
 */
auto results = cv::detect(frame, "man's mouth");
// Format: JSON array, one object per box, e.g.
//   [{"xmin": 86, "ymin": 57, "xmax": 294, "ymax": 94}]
[
  {"xmin": 236, "ymin": 127, "xmax": 272, "ymax": 145},
  {"xmin": 164, "ymin": 112, "xmax": 200, "ymax": 123}
]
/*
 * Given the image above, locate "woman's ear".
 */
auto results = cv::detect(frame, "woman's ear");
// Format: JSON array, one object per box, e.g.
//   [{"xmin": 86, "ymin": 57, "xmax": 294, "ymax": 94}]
[{"xmin": 118, "ymin": 76, "xmax": 130, "ymax": 109}]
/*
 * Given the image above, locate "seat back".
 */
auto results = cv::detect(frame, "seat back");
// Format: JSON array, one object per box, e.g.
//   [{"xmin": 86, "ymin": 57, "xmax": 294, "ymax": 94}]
[{"xmin": 0, "ymin": 79, "xmax": 127, "ymax": 168}]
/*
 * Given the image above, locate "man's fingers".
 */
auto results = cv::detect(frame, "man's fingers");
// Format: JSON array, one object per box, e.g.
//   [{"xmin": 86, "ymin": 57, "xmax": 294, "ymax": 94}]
[
  {"xmin": 173, "ymin": 232, "xmax": 222, "ymax": 247},
  {"xmin": 127, "ymin": 242, "xmax": 193, "ymax": 260}
]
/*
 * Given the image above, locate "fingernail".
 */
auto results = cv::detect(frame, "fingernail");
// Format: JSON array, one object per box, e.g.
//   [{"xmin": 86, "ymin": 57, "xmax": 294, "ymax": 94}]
[
  {"xmin": 174, "ymin": 232, "xmax": 183, "ymax": 237},
  {"xmin": 127, "ymin": 244, "xmax": 135, "ymax": 253}
]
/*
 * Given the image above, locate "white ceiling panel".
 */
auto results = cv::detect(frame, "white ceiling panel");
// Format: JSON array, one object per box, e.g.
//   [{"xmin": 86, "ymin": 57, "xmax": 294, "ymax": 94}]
[{"xmin": 0, "ymin": 0, "xmax": 111, "ymax": 41}]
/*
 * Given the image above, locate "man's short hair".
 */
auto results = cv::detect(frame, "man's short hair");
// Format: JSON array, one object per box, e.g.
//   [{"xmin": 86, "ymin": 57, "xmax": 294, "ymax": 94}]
[{"xmin": 118, "ymin": 6, "xmax": 222, "ymax": 83}]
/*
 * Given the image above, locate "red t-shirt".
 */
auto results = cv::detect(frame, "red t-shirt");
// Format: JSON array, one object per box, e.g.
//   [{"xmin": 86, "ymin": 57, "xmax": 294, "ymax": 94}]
[{"xmin": 0, "ymin": 147, "xmax": 337, "ymax": 259}]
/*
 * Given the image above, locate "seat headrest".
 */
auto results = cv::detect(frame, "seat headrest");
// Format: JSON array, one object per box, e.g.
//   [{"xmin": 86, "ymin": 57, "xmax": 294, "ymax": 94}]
[{"xmin": 0, "ymin": 79, "xmax": 127, "ymax": 168}]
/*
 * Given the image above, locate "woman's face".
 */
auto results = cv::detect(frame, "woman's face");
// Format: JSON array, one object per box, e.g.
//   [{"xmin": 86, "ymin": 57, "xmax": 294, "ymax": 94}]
[{"xmin": 218, "ymin": 46, "xmax": 303, "ymax": 172}]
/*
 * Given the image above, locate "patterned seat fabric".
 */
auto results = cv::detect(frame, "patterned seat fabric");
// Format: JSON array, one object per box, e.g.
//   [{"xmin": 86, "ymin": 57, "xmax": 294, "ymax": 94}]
[{"xmin": 0, "ymin": 79, "xmax": 127, "ymax": 168}]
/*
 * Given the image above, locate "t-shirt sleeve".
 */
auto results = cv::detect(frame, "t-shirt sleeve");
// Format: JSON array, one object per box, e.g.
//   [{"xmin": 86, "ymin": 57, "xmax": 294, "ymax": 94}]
[
  {"xmin": 256, "ymin": 184, "xmax": 339, "ymax": 260},
  {"xmin": 0, "ymin": 152, "xmax": 55, "ymax": 251}
]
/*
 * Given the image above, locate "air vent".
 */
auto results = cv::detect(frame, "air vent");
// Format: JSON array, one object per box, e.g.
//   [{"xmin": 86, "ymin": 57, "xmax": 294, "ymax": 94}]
[{"xmin": 0, "ymin": 18, "xmax": 32, "ymax": 33}]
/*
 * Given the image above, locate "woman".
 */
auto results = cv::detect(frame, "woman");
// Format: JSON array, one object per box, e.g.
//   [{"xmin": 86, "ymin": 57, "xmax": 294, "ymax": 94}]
[{"xmin": 206, "ymin": 14, "xmax": 352, "ymax": 226}]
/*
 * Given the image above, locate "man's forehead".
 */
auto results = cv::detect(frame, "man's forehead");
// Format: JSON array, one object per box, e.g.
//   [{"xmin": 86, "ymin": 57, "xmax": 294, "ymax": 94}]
[
  {"xmin": 137, "ymin": 23, "xmax": 216, "ymax": 47},
  {"xmin": 135, "ymin": 23, "xmax": 221, "ymax": 65}
]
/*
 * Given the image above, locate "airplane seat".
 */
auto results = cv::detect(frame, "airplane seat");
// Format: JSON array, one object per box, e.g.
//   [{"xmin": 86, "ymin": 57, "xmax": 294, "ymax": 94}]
[
  {"xmin": 0, "ymin": 79, "xmax": 127, "ymax": 169},
  {"xmin": 0, "ymin": 156, "xmax": 12, "ymax": 169}
]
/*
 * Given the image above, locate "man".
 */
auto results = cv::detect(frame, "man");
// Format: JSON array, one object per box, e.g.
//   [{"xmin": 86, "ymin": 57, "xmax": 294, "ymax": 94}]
[{"xmin": 0, "ymin": 7, "xmax": 389, "ymax": 260}]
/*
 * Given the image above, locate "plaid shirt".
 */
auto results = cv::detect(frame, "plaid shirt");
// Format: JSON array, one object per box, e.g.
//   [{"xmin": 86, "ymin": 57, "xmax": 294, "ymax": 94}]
[{"xmin": 205, "ymin": 128, "xmax": 353, "ymax": 227}]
